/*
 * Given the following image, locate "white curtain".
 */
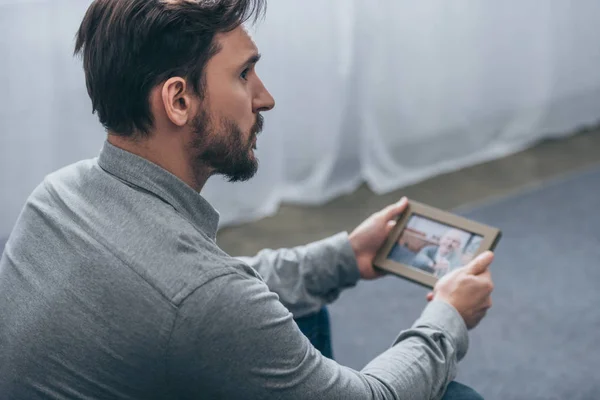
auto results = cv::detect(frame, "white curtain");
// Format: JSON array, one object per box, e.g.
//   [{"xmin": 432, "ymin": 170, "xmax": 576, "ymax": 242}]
[{"xmin": 1, "ymin": 0, "xmax": 600, "ymax": 239}]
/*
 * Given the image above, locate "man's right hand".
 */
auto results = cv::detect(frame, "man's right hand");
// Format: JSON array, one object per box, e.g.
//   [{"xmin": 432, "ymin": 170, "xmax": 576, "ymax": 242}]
[{"xmin": 426, "ymin": 251, "xmax": 495, "ymax": 330}]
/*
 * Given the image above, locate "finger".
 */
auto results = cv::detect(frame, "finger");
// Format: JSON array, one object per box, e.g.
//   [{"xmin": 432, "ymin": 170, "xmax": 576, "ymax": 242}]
[
  {"xmin": 483, "ymin": 297, "xmax": 493, "ymax": 310},
  {"xmin": 467, "ymin": 251, "xmax": 494, "ymax": 275},
  {"xmin": 385, "ymin": 219, "xmax": 397, "ymax": 234},
  {"xmin": 475, "ymin": 268, "xmax": 492, "ymax": 282},
  {"xmin": 426, "ymin": 292, "xmax": 434, "ymax": 302},
  {"xmin": 474, "ymin": 269, "xmax": 494, "ymax": 289},
  {"xmin": 382, "ymin": 197, "xmax": 408, "ymax": 220},
  {"xmin": 475, "ymin": 309, "xmax": 488, "ymax": 323}
]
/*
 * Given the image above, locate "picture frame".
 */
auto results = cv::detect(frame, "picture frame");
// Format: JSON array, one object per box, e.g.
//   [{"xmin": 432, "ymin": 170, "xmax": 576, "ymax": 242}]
[{"xmin": 373, "ymin": 200, "xmax": 502, "ymax": 288}]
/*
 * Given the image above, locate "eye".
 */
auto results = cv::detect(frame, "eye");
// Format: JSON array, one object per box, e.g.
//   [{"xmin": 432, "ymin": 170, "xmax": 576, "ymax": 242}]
[{"xmin": 240, "ymin": 68, "xmax": 250, "ymax": 81}]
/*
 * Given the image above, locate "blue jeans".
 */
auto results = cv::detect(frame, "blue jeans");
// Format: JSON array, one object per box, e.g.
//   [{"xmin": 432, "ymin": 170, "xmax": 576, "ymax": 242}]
[
  {"xmin": 294, "ymin": 306, "xmax": 335, "ymax": 359},
  {"xmin": 294, "ymin": 307, "xmax": 483, "ymax": 400}
]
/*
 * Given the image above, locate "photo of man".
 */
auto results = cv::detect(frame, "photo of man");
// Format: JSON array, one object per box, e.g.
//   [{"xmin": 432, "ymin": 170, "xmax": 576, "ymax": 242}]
[
  {"xmin": 412, "ymin": 229, "xmax": 466, "ymax": 277},
  {"xmin": 387, "ymin": 215, "xmax": 482, "ymax": 278}
]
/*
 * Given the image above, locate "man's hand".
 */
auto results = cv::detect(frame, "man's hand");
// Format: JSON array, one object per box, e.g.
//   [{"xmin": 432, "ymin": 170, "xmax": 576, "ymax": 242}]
[
  {"xmin": 349, "ymin": 197, "xmax": 409, "ymax": 280},
  {"xmin": 427, "ymin": 251, "xmax": 495, "ymax": 330}
]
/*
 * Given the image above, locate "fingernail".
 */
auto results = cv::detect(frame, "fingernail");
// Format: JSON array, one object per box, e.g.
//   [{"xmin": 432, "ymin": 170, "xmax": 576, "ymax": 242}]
[{"xmin": 397, "ymin": 197, "xmax": 407, "ymax": 205}]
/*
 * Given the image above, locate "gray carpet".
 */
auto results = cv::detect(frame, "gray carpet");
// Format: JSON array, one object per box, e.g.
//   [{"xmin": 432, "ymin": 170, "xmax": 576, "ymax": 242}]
[{"xmin": 329, "ymin": 165, "xmax": 600, "ymax": 400}]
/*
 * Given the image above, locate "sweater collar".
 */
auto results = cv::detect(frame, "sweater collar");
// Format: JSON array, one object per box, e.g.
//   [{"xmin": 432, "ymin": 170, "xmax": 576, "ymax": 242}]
[{"xmin": 97, "ymin": 141, "xmax": 220, "ymax": 240}]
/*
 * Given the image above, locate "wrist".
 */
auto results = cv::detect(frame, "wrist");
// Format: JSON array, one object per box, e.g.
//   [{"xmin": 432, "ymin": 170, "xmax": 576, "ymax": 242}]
[
  {"xmin": 348, "ymin": 231, "xmax": 360, "ymax": 256},
  {"xmin": 347, "ymin": 233, "xmax": 364, "ymax": 266},
  {"xmin": 335, "ymin": 232, "xmax": 362, "ymax": 285},
  {"xmin": 416, "ymin": 300, "xmax": 469, "ymax": 361}
]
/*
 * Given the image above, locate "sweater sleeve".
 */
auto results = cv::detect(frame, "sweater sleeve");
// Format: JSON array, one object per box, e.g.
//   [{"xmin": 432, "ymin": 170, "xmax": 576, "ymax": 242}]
[
  {"xmin": 165, "ymin": 270, "xmax": 469, "ymax": 400},
  {"xmin": 236, "ymin": 232, "xmax": 361, "ymax": 318}
]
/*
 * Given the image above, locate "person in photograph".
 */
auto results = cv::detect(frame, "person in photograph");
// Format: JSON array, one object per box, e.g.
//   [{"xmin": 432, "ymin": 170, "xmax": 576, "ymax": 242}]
[
  {"xmin": 412, "ymin": 229, "xmax": 465, "ymax": 277},
  {"xmin": 386, "ymin": 237, "xmax": 416, "ymax": 265}
]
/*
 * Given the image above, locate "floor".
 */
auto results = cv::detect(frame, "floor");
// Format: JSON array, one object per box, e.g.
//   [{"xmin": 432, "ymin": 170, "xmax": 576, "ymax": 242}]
[
  {"xmin": 325, "ymin": 150, "xmax": 600, "ymax": 399},
  {"xmin": 217, "ymin": 126, "xmax": 600, "ymax": 256}
]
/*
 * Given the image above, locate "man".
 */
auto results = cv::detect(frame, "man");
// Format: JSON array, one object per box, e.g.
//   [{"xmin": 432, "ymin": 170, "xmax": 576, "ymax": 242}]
[
  {"xmin": 413, "ymin": 229, "xmax": 466, "ymax": 277},
  {"xmin": 0, "ymin": 1, "xmax": 495, "ymax": 399}
]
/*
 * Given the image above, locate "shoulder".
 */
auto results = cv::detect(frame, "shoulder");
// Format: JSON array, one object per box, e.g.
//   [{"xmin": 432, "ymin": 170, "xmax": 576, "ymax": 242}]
[
  {"xmin": 144, "ymin": 230, "xmax": 262, "ymax": 305},
  {"xmin": 416, "ymin": 245, "xmax": 436, "ymax": 255},
  {"xmin": 25, "ymin": 158, "xmax": 261, "ymax": 305},
  {"xmin": 422, "ymin": 245, "xmax": 437, "ymax": 254}
]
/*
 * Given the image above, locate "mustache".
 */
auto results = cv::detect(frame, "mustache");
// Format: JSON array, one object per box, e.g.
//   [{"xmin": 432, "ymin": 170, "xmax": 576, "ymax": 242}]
[{"xmin": 252, "ymin": 114, "xmax": 264, "ymax": 135}]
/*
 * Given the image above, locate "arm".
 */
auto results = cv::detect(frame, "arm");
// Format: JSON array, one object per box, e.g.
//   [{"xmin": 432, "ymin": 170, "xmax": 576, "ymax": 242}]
[
  {"xmin": 412, "ymin": 246, "xmax": 436, "ymax": 273},
  {"xmin": 166, "ymin": 269, "xmax": 468, "ymax": 400},
  {"xmin": 234, "ymin": 197, "xmax": 411, "ymax": 317},
  {"xmin": 236, "ymin": 232, "xmax": 360, "ymax": 318}
]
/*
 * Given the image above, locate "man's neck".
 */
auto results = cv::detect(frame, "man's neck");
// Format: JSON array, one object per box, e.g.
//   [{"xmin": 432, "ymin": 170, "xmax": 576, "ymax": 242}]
[{"xmin": 107, "ymin": 134, "xmax": 211, "ymax": 192}]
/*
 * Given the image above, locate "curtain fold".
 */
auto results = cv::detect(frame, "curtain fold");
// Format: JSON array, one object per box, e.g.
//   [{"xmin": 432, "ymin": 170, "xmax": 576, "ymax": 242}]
[{"xmin": 1, "ymin": 0, "xmax": 599, "ymax": 238}]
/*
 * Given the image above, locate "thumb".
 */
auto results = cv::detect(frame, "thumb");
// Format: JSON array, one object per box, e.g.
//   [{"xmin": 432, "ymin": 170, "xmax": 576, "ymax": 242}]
[
  {"xmin": 467, "ymin": 251, "xmax": 494, "ymax": 275},
  {"xmin": 385, "ymin": 219, "xmax": 397, "ymax": 234},
  {"xmin": 383, "ymin": 197, "xmax": 408, "ymax": 221}
]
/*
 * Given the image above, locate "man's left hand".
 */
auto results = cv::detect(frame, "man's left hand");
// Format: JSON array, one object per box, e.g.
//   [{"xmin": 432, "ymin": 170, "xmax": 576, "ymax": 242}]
[{"xmin": 349, "ymin": 197, "xmax": 409, "ymax": 280}]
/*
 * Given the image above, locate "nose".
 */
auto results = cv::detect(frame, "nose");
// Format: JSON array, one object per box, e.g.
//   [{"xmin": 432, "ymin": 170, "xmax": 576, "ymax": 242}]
[{"xmin": 253, "ymin": 78, "xmax": 275, "ymax": 113}]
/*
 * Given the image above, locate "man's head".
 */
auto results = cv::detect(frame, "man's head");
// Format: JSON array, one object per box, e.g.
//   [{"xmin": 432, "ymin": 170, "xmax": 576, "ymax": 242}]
[
  {"xmin": 75, "ymin": 0, "xmax": 274, "ymax": 188},
  {"xmin": 437, "ymin": 229, "xmax": 464, "ymax": 256}
]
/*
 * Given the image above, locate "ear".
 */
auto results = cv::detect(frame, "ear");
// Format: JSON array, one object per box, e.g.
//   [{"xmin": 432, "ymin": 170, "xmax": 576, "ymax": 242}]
[{"xmin": 161, "ymin": 77, "xmax": 194, "ymax": 127}]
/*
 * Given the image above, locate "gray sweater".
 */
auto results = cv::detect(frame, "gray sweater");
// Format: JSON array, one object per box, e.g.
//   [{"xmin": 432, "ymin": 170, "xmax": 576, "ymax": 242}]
[{"xmin": 0, "ymin": 141, "xmax": 468, "ymax": 399}]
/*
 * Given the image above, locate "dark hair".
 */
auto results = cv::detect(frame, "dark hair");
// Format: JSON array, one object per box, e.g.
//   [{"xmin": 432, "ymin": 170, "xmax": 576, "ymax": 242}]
[{"xmin": 74, "ymin": 0, "xmax": 266, "ymax": 137}]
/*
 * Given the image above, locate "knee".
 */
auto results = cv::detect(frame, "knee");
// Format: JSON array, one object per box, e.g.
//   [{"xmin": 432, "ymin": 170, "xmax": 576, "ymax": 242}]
[{"xmin": 442, "ymin": 381, "xmax": 484, "ymax": 400}]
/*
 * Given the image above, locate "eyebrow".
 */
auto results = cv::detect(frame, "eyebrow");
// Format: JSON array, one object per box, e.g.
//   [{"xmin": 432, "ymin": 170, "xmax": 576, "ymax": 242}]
[{"xmin": 243, "ymin": 53, "xmax": 261, "ymax": 67}]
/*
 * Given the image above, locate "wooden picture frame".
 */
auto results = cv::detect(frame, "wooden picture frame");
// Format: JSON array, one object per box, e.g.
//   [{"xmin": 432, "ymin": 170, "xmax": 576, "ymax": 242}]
[{"xmin": 373, "ymin": 200, "xmax": 502, "ymax": 288}]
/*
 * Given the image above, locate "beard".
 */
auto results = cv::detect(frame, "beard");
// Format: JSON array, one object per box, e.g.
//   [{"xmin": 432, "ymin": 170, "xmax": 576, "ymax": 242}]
[{"xmin": 190, "ymin": 109, "xmax": 263, "ymax": 183}]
